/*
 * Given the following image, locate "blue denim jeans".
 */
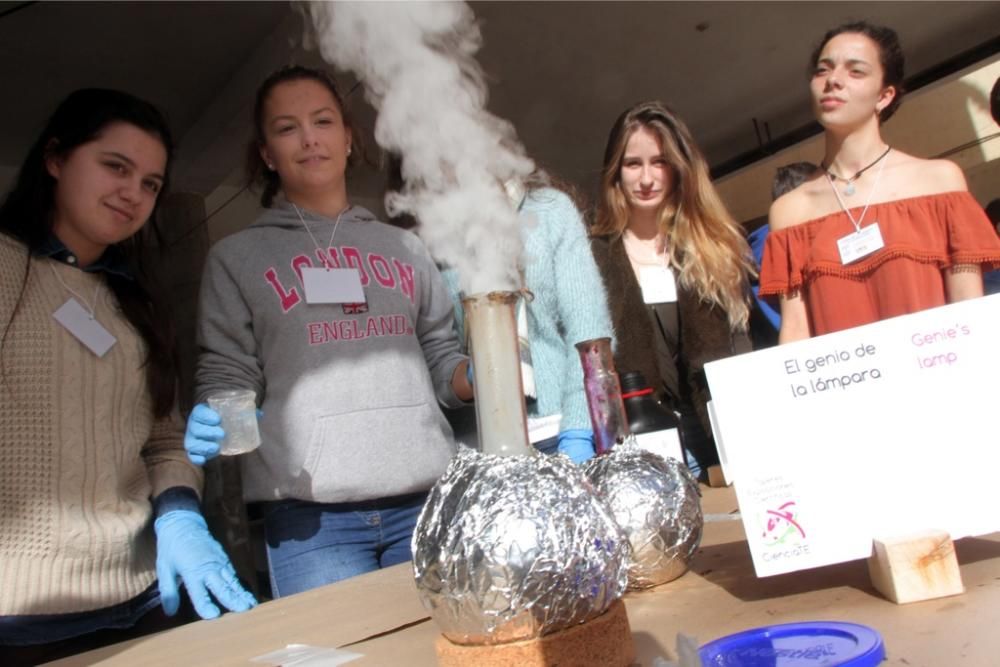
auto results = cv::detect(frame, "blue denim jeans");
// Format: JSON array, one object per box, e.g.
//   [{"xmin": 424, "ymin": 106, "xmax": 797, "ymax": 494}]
[
  {"xmin": 0, "ymin": 584, "xmax": 197, "ymax": 665},
  {"xmin": 262, "ymin": 492, "xmax": 427, "ymax": 598},
  {"xmin": 0, "ymin": 583, "xmax": 161, "ymax": 647},
  {"xmin": 678, "ymin": 411, "xmax": 714, "ymax": 482}
]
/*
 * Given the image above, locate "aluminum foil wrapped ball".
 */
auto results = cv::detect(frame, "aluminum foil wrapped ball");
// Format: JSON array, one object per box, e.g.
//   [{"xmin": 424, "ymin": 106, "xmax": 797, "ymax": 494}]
[
  {"xmin": 585, "ymin": 441, "xmax": 703, "ymax": 588},
  {"xmin": 412, "ymin": 447, "xmax": 629, "ymax": 645}
]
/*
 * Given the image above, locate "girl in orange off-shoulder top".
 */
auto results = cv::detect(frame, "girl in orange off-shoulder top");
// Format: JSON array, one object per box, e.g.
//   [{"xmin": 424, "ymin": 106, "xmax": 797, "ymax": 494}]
[{"xmin": 759, "ymin": 21, "xmax": 1000, "ymax": 342}]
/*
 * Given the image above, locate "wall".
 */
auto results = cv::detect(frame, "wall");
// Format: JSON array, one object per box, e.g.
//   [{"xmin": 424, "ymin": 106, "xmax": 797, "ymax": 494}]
[{"xmin": 0, "ymin": 164, "xmax": 17, "ymax": 195}]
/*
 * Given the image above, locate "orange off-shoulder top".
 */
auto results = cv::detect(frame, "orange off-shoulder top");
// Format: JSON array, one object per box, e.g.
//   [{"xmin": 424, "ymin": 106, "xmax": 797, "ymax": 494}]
[{"xmin": 759, "ymin": 191, "xmax": 1000, "ymax": 336}]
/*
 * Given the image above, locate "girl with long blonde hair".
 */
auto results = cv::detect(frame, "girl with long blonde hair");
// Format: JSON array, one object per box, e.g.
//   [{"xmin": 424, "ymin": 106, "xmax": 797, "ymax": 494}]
[{"xmin": 590, "ymin": 100, "xmax": 753, "ymax": 479}]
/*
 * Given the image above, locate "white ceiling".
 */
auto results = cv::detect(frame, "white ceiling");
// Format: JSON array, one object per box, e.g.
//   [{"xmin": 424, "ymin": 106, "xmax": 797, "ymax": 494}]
[{"xmin": 1, "ymin": 1, "xmax": 998, "ymax": 203}]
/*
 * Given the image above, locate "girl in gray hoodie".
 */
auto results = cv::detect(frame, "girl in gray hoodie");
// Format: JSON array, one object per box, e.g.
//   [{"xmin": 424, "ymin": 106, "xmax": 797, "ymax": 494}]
[{"xmin": 184, "ymin": 66, "xmax": 473, "ymax": 598}]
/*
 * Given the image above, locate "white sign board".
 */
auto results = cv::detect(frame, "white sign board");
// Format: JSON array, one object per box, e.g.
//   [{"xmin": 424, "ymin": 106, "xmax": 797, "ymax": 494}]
[{"xmin": 705, "ymin": 294, "xmax": 1000, "ymax": 577}]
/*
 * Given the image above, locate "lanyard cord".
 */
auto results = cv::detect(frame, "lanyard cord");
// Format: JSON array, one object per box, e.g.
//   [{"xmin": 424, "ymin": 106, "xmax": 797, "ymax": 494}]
[
  {"xmin": 825, "ymin": 148, "xmax": 890, "ymax": 233},
  {"xmin": 293, "ymin": 203, "xmax": 347, "ymax": 269},
  {"xmin": 48, "ymin": 262, "xmax": 103, "ymax": 320}
]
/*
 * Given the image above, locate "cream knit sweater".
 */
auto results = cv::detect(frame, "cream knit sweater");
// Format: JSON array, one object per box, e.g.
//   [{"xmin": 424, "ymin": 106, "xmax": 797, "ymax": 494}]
[{"xmin": 0, "ymin": 233, "xmax": 201, "ymax": 615}]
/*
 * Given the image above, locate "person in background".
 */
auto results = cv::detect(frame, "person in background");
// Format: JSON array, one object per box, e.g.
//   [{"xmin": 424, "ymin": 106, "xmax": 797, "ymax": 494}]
[
  {"xmin": 771, "ymin": 162, "xmax": 819, "ymax": 202},
  {"xmin": 747, "ymin": 161, "xmax": 817, "ymax": 348},
  {"xmin": 982, "ymin": 75, "xmax": 1000, "ymax": 295},
  {"xmin": 590, "ymin": 100, "xmax": 753, "ymax": 481},
  {"xmin": 760, "ymin": 22, "xmax": 1000, "ymax": 341},
  {"xmin": 439, "ymin": 173, "xmax": 615, "ymax": 464},
  {"xmin": 184, "ymin": 66, "xmax": 473, "ymax": 598},
  {"xmin": 0, "ymin": 89, "xmax": 254, "ymax": 664},
  {"xmin": 985, "ymin": 199, "xmax": 1000, "ymax": 295}
]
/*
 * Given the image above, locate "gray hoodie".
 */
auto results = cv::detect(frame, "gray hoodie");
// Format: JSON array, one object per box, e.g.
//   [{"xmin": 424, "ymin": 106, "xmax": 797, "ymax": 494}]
[{"xmin": 195, "ymin": 203, "xmax": 467, "ymax": 503}]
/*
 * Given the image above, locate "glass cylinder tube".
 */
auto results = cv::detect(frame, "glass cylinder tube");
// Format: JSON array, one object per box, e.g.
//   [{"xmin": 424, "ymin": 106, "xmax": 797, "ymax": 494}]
[
  {"xmin": 575, "ymin": 337, "xmax": 630, "ymax": 455},
  {"xmin": 462, "ymin": 292, "xmax": 534, "ymax": 457}
]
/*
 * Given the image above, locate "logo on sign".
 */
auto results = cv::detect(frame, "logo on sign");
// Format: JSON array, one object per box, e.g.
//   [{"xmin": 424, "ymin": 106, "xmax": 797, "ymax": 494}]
[{"xmin": 762, "ymin": 501, "xmax": 806, "ymax": 546}]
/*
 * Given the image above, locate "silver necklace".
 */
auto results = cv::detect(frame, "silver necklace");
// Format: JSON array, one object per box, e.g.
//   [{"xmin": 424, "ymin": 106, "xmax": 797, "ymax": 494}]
[
  {"xmin": 822, "ymin": 145, "xmax": 892, "ymax": 197},
  {"xmin": 825, "ymin": 148, "xmax": 890, "ymax": 232}
]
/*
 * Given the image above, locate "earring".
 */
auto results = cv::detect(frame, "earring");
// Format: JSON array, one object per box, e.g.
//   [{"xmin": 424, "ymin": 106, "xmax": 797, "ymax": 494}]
[
  {"xmin": 347, "ymin": 146, "xmax": 352, "ymax": 156},
  {"xmin": 266, "ymin": 162, "xmax": 275, "ymax": 170}
]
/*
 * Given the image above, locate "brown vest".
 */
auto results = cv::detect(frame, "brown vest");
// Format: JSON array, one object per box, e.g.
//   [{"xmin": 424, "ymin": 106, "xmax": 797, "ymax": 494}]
[{"xmin": 589, "ymin": 234, "xmax": 750, "ymax": 438}]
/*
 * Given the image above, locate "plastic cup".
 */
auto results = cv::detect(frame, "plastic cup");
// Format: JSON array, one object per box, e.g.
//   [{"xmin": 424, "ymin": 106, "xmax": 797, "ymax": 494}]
[{"xmin": 207, "ymin": 389, "xmax": 261, "ymax": 456}]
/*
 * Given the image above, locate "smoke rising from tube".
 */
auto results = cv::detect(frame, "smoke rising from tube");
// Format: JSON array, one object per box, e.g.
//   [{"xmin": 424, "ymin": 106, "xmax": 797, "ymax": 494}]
[{"xmin": 304, "ymin": 2, "xmax": 535, "ymax": 294}]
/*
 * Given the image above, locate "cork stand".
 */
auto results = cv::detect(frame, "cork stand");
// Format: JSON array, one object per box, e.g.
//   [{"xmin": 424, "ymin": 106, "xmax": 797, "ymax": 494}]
[{"xmin": 434, "ymin": 599, "xmax": 635, "ymax": 667}]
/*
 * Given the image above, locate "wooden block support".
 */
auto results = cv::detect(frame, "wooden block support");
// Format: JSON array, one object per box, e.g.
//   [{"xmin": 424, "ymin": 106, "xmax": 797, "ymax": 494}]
[
  {"xmin": 706, "ymin": 465, "xmax": 729, "ymax": 488},
  {"xmin": 866, "ymin": 530, "xmax": 965, "ymax": 604},
  {"xmin": 434, "ymin": 599, "xmax": 635, "ymax": 667}
]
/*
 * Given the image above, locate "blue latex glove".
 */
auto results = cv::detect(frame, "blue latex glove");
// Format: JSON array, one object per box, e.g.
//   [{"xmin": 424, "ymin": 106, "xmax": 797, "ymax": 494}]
[
  {"xmin": 155, "ymin": 510, "xmax": 257, "ymax": 619},
  {"xmin": 557, "ymin": 429, "xmax": 595, "ymax": 464},
  {"xmin": 465, "ymin": 360, "xmax": 474, "ymax": 386},
  {"xmin": 184, "ymin": 403, "xmax": 225, "ymax": 466}
]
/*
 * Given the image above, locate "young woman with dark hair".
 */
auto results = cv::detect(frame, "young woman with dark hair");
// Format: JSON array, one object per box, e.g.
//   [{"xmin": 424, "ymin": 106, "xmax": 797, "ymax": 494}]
[
  {"xmin": 760, "ymin": 22, "xmax": 1000, "ymax": 341},
  {"xmin": 184, "ymin": 66, "xmax": 473, "ymax": 597},
  {"xmin": 0, "ymin": 88, "xmax": 254, "ymax": 663},
  {"xmin": 590, "ymin": 100, "xmax": 753, "ymax": 480}
]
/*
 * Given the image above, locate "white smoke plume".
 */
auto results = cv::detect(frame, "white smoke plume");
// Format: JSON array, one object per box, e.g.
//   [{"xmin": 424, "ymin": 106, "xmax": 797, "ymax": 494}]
[{"xmin": 304, "ymin": 2, "xmax": 535, "ymax": 294}]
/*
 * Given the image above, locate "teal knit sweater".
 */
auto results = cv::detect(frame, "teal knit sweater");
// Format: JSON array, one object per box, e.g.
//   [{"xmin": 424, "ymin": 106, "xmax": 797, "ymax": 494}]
[{"xmin": 443, "ymin": 187, "xmax": 614, "ymax": 432}]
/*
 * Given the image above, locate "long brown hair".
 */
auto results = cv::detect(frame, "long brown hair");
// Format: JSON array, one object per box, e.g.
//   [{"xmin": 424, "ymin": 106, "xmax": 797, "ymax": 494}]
[
  {"xmin": 593, "ymin": 100, "xmax": 753, "ymax": 330},
  {"xmin": 0, "ymin": 89, "xmax": 178, "ymax": 418}
]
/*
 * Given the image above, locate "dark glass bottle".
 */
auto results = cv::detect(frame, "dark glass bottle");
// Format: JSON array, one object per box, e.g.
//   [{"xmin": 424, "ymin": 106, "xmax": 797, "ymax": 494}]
[{"xmin": 620, "ymin": 371, "xmax": 685, "ymax": 463}]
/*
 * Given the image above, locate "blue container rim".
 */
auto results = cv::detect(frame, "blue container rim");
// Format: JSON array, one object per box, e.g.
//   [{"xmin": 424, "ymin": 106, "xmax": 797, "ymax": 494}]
[{"xmin": 699, "ymin": 620, "xmax": 886, "ymax": 666}]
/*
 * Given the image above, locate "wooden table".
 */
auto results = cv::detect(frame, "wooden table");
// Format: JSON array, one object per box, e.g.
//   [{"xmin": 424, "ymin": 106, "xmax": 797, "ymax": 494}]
[{"xmin": 51, "ymin": 486, "xmax": 1000, "ymax": 666}]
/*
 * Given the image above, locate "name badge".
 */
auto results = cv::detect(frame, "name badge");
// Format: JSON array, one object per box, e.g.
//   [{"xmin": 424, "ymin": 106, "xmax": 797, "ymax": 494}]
[
  {"xmin": 837, "ymin": 223, "xmax": 884, "ymax": 265},
  {"xmin": 301, "ymin": 267, "xmax": 366, "ymax": 304},
  {"xmin": 638, "ymin": 265, "xmax": 678, "ymax": 304},
  {"xmin": 52, "ymin": 298, "xmax": 117, "ymax": 357}
]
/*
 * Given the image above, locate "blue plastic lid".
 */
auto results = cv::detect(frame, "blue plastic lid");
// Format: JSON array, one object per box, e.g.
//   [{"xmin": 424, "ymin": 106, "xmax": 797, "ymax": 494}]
[{"xmin": 699, "ymin": 621, "xmax": 885, "ymax": 666}]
